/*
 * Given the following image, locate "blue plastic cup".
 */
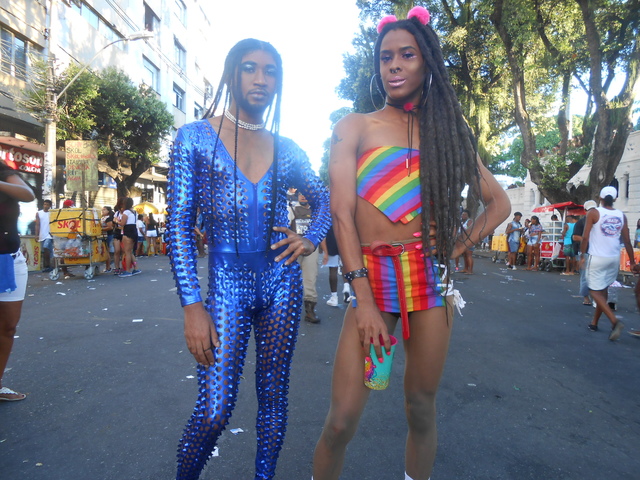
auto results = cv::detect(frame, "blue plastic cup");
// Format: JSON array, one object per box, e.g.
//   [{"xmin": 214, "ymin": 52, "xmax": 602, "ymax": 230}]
[{"xmin": 364, "ymin": 335, "xmax": 398, "ymax": 390}]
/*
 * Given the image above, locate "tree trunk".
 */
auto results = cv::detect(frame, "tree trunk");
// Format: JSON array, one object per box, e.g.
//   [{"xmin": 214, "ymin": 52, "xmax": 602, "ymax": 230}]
[
  {"xmin": 577, "ymin": 0, "xmax": 640, "ymax": 199},
  {"xmin": 491, "ymin": 1, "xmax": 542, "ymax": 192}
]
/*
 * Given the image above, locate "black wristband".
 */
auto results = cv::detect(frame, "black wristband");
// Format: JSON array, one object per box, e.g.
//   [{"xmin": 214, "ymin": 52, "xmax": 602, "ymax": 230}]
[{"xmin": 344, "ymin": 267, "xmax": 369, "ymax": 283}]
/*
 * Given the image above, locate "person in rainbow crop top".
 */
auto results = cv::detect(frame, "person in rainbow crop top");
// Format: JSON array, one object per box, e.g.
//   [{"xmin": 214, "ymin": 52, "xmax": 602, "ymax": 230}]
[
  {"xmin": 312, "ymin": 7, "xmax": 510, "ymax": 480},
  {"xmin": 167, "ymin": 39, "xmax": 330, "ymax": 479}
]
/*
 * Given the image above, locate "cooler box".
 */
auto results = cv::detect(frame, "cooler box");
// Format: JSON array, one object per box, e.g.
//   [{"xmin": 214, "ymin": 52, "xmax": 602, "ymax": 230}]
[
  {"xmin": 620, "ymin": 248, "xmax": 640, "ymax": 272},
  {"xmin": 491, "ymin": 235, "xmax": 508, "ymax": 252},
  {"xmin": 49, "ymin": 208, "xmax": 102, "ymax": 237},
  {"xmin": 52, "ymin": 237, "xmax": 108, "ymax": 262}
]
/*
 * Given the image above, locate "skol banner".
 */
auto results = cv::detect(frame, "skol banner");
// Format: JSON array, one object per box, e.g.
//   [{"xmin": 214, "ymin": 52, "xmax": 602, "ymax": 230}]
[{"xmin": 65, "ymin": 140, "xmax": 98, "ymax": 192}]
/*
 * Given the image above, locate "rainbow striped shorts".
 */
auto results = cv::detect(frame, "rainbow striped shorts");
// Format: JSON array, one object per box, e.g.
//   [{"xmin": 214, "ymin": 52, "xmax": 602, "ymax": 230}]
[{"xmin": 361, "ymin": 240, "xmax": 447, "ymax": 339}]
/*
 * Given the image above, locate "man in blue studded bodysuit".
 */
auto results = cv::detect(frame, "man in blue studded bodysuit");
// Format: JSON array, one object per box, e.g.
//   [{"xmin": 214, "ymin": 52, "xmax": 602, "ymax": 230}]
[{"xmin": 166, "ymin": 38, "xmax": 331, "ymax": 480}]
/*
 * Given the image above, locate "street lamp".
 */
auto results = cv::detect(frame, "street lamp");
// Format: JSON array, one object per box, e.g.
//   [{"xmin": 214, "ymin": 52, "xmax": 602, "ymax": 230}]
[{"xmin": 44, "ymin": 30, "xmax": 154, "ymax": 206}]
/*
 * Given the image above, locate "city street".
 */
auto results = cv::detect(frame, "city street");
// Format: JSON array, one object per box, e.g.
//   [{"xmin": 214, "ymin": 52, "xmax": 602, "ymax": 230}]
[{"xmin": 1, "ymin": 253, "xmax": 639, "ymax": 480}]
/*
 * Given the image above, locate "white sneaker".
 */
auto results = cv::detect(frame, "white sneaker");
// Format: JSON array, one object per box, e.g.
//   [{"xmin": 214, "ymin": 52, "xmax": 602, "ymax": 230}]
[
  {"xmin": 511, "ymin": 265, "xmax": 517, "ymax": 270},
  {"xmin": 326, "ymin": 294, "xmax": 339, "ymax": 307}
]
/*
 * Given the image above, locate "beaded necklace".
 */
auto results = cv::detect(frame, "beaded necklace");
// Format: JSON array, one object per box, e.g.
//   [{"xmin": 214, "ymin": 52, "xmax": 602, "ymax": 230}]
[{"xmin": 224, "ymin": 110, "xmax": 265, "ymax": 131}]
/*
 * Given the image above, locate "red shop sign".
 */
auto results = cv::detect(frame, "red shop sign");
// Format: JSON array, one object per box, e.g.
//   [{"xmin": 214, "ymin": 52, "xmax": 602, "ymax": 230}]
[{"xmin": 0, "ymin": 143, "xmax": 43, "ymax": 174}]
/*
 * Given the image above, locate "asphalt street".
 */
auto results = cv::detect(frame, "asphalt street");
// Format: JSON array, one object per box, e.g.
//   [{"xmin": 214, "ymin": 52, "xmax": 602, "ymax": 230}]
[{"xmin": 1, "ymin": 253, "xmax": 639, "ymax": 480}]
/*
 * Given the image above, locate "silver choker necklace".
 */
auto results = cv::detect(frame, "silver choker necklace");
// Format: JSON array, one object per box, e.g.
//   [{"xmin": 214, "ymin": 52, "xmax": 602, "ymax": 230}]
[{"xmin": 224, "ymin": 110, "xmax": 265, "ymax": 131}]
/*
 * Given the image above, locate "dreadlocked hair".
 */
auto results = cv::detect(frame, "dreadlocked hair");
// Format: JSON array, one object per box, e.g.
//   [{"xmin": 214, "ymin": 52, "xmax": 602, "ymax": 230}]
[
  {"xmin": 202, "ymin": 38, "xmax": 283, "ymax": 254},
  {"xmin": 374, "ymin": 18, "xmax": 482, "ymax": 269}
]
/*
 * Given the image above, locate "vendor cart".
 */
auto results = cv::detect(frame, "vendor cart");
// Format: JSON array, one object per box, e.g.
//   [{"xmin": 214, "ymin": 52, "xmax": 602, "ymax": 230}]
[
  {"xmin": 533, "ymin": 202, "xmax": 586, "ymax": 272},
  {"xmin": 539, "ymin": 221, "xmax": 565, "ymax": 271},
  {"xmin": 620, "ymin": 248, "xmax": 640, "ymax": 285},
  {"xmin": 491, "ymin": 234, "xmax": 508, "ymax": 263},
  {"xmin": 48, "ymin": 207, "xmax": 108, "ymax": 280},
  {"xmin": 491, "ymin": 234, "xmax": 526, "ymax": 265}
]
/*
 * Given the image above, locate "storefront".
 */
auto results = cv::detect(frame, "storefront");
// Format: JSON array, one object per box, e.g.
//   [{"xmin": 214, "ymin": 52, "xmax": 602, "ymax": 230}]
[{"xmin": 1, "ymin": 140, "xmax": 42, "ymax": 270}]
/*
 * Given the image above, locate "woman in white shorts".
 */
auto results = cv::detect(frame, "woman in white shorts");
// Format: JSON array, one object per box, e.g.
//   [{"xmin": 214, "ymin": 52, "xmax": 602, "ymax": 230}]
[{"xmin": 0, "ymin": 160, "xmax": 35, "ymax": 401}]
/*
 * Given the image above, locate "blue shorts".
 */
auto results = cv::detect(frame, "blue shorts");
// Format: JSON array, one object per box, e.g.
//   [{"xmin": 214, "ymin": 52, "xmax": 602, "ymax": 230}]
[
  {"xmin": 508, "ymin": 240, "xmax": 519, "ymax": 253},
  {"xmin": 41, "ymin": 238, "xmax": 53, "ymax": 251}
]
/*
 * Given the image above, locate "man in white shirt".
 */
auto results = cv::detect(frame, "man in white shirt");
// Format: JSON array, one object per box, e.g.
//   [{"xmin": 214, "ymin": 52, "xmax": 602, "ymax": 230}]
[
  {"xmin": 580, "ymin": 186, "xmax": 638, "ymax": 340},
  {"xmin": 35, "ymin": 199, "xmax": 53, "ymax": 272}
]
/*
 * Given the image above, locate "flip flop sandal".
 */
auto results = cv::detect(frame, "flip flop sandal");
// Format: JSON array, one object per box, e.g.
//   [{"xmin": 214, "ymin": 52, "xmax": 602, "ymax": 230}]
[{"xmin": 0, "ymin": 387, "xmax": 27, "ymax": 402}]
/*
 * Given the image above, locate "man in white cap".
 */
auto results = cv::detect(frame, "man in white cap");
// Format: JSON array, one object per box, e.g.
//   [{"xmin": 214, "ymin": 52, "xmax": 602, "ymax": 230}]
[{"xmin": 579, "ymin": 186, "xmax": 637, "ymax": 340}]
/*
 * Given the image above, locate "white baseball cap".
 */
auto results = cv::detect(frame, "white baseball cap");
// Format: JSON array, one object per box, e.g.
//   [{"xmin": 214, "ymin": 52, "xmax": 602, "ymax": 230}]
[
  {"xmin": 583, "ymin": 200, "xmax": 597, "ymax": 211},
  {"xmin": 599, "ymin": 186, "xmax": 617, "ymax": 199}
]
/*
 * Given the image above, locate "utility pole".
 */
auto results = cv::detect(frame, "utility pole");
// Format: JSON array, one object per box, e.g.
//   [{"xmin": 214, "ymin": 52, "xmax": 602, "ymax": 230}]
[{"xmin": 43, "ymin": 0, "xmax": 57, "ymax": 205}]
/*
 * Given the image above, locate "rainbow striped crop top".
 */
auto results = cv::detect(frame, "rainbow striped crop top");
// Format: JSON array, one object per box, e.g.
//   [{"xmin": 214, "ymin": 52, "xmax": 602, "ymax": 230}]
[{"xmin": 356, "ymin": 146, "xmax": 421, "ymax": 224}]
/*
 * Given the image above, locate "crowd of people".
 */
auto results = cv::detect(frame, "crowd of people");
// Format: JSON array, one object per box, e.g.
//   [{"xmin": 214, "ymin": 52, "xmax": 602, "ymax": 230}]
[
  {"xmin": 33, "ymin": 197, "xmax": 170, "ymax": 280},
  {"xmin": 1, "ymin": 6, "xmax": 638, "ymax": 480}
]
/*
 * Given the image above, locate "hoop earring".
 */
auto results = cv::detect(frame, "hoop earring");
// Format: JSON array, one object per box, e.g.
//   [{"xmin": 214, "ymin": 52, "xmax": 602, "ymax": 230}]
[
  {"xmin": 420, "ymin": 73, "xmax": 433, "ymax": 108},
  {"xmin": 369, "ymin": 74, "xmax": 384, "ymax": 111}
]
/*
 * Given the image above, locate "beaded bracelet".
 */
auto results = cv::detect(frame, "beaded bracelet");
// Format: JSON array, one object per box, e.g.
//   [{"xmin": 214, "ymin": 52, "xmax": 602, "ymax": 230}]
[{"xmin": 344, "ymin": 267, "xmax": 369, "ymax": 283}]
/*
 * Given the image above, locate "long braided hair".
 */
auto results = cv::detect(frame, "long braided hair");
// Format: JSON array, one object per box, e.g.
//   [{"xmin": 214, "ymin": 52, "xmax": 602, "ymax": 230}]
[
  {"xmin": 203, "ymin": 38, "xmax": 283, "ymax": 253},
  {"xmin": 374, "ymin": 18, "xmax": 481, "ymax": 268}
]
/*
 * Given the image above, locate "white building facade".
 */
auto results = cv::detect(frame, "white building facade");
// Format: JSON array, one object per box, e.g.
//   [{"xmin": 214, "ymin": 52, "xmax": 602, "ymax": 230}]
[{"xmin": 1, "ymin": 0, "xmax": 217, "ymax": 229}]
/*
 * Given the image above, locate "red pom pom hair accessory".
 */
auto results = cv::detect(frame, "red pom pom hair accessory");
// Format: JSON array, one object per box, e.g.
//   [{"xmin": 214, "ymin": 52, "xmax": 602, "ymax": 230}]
[
  {"xmin": 407, "ymin": 6, "xmax": 430, "ymax": 25},
  {"xmin": 376, "ymin": 6, "xmax": 430, "ymax": 33},
  {"xmin": 376, "ymin": 15, "xmax": 397, "ymax": 33}
]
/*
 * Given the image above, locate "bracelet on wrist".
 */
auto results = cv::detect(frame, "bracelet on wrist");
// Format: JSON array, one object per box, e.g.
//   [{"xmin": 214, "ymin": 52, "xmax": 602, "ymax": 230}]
[{"xmin": 344, "ymin": 267, "xmax": 369, "ymax": 283}]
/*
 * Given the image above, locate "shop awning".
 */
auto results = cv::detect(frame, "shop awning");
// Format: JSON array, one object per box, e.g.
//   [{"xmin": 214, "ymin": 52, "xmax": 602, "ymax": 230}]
[{"xmin": 532, "ymin": 201, "xmax": 586, "ymax": 216}]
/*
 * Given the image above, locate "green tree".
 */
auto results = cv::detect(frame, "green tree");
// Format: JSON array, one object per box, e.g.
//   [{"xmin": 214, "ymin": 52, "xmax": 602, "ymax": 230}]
[
  {"xmin": 19, "ymin": 63, "xmax": 173, "ymax": 197},
  {"xmin": 91, "ymin": 68, "xmax": 173, "ymax": 197},
  {"xmin": 491, "ymin": 0, "xmax": 640, "ymax": 204}
]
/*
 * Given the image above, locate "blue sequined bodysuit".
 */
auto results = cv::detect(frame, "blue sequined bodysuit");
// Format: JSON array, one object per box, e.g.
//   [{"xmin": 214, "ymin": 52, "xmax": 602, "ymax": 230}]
[{"xmin": 167, "ymin": 120, "xmax": 331, "ymax": 480}]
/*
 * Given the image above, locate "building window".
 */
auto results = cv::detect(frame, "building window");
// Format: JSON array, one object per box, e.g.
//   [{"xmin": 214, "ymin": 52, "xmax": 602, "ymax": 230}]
[
  {"xmin": 173, "ymin": 83, "xmax": 185, "ymax": 111},
  {"xmin": 69, "ymin": 3, "xmax": 121, "ymax": 45},
  {"xmin": 144, "ymin": 3, "xmax": 160, "ymax": 32},
  {"xmin": 174, "ymin": 38, "xmax": 186, "ymax": 70},
  {"xmin": 142, "ymin": 57, "xmax": 160, "ymax": 91},
  {"xmin": 1, "ymin": 28, "xmax": 29, "ymax": 81},
  {"xmin": 194, "ymin": 102, "xmax": 203, "ymax": 119},
  {"xmin": 81, "ymin": 5, "xmax": 99, "ymax": 29},
  {"xmin": 204, "ymin": 79, "xmax": 213, "ymax": 103},
  {"xmin": 175, "ymin": 0, "xmax": 187, "ymax": 26}
]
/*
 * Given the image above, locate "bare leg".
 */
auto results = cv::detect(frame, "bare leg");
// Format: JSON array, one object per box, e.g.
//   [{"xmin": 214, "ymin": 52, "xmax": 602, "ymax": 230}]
[
  {"xmin": 589, "ymin": 289, "xmax": 617, "ymax": 327},
  {"xmin": 0, "ymin": 301, "xmax": 24, "ymax": 396},
  {"xmin": 122, "ymin": 237, "xmax": 135, "ymax": 272},
  {"xmin": 404, "ymin": 303, "xmax": 453, "ymax": 480},
  {"xmin": 313, "ymin": 307, "xmax": 397, "ymax": 479},
  {"xmin": 113, "ymin": 238, "xmax": 121, "ymax": 271},
  {"xmin": 463, "ymin": 250, "xmax": 474, "ymax": 274},
  {"xmin": 328, "ymin": 267, "xmax": 338, "ymax": 294}
]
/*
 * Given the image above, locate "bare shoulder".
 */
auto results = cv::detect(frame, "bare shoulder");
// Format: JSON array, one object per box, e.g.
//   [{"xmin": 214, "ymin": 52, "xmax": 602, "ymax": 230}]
[{"xmin": 331, "ymin": 113, "xmax": 368, "ymax": 147}]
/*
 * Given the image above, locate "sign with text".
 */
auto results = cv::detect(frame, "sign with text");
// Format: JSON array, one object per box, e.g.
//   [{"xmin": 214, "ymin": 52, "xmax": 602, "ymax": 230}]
[
  {"xmin": 65, "ymin": 140, "xmax": 98, "ymax": 191},
  {"xmin": 0, "ymin": 143, "xmax": 43, "ymax": 174}
]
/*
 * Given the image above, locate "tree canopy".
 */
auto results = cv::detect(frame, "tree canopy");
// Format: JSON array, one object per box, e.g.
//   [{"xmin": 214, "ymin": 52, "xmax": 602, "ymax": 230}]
[
  {"xmin": 19, "ymin": 62, "xmax": 173, "ymax": 197},
  {"xmin": 330, "ymin": 0, "xmax": 640, "ymax": 205}
]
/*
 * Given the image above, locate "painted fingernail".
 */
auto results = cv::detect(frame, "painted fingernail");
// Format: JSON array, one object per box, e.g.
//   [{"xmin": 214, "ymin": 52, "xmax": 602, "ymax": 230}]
[
  {"xmin": 412, "ymin": 232, "xmax": 421, "ymax": 237},
  {"xmin": 415, "ymin": 244, "xmax": 422, "ymax": 249},
  {"xmin": 365, "ymin": 356, "xmax": 371, "ymax": 363},
  {"xmin": 378, "ymin": 357, "xmax": 384, "ymax": 363}
]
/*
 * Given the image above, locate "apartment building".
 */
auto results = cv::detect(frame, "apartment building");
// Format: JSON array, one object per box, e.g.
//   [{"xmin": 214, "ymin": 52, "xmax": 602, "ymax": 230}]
[{"xmin": 1, "ymin": 0, "xmax": 216, "ymax": 232}]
